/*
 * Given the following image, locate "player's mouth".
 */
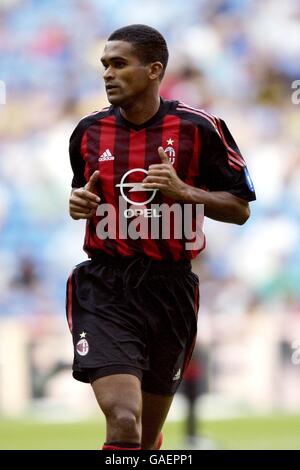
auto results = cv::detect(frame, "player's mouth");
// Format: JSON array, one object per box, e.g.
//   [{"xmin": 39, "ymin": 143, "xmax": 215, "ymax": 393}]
[{"xmin": 106, "ymin": 84, "xmax": 119, "ymax": 92}]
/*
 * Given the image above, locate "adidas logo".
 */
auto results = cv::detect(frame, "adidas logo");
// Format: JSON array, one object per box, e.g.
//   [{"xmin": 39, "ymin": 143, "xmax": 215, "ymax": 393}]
[
  {"xmin": 173, "ymin": 368, "xmax": 181, "ymax": 381},
  {"xmin": 98, "ymin": 149, "xmax": 115, "ymax": 161}
]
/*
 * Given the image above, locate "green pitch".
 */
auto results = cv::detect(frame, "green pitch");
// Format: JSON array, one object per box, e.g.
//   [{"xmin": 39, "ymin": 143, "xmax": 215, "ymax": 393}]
[{"xmin": 0, "ymin": 414, "xmax": 300, "ymax": 450}]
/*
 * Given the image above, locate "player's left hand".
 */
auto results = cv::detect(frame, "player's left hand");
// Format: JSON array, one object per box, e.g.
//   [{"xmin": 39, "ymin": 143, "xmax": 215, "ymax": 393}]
[{"xmin": 143, "ymin": 147, "xmax": 188, "ymax": 200}]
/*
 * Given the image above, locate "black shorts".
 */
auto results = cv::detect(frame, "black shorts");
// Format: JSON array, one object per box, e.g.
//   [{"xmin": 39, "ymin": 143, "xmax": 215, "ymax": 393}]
[{"xmin": 66, "ymin": 253, "xmax": 199, "ymax": 396}]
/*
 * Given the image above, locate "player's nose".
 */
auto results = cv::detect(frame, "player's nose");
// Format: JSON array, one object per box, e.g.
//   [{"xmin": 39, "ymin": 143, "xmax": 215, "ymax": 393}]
[{"xmin": 103, "ymin": 66, "xmax": 115, "ymax": 80}]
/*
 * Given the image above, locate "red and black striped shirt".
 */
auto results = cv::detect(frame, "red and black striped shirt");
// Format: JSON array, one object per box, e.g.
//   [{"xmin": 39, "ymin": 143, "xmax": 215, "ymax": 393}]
[{"xmin": 69, "ymin": 98, "xmax": 256, "ymax": 260}]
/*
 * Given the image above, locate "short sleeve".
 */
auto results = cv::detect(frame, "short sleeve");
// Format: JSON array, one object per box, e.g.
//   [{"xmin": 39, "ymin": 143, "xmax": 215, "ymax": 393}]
[
  {"xmin": 69, "ymin": 125, "xmax": 86, "ymax": 188},
  {"xmin": 198, "ymin": 118, "xmax": 256, "ymax": 201}
]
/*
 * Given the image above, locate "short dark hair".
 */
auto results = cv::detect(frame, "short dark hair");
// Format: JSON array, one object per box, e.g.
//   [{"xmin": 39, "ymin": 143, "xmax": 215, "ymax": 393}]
[{"xmin": 108, "ymin": 24, "xmax": 169, "ymax": 80}]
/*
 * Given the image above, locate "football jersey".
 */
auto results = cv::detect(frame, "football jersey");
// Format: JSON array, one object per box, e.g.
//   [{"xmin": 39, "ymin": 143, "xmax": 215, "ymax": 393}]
[{"xmin": 69, "ymin": 98, "xmax": 256, "ymax": 260}]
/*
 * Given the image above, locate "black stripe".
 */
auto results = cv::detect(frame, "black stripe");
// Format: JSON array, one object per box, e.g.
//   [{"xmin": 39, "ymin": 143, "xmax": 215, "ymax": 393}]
[
  {"xmin": 145, "ymin": 121, "xmax": 173, "ymax": 260},
  {"xmin": 85, "ymin": 123, "xmax": 102, "ymax": 200},
  {"xmin": 177, "ymin": 118, "xmax": 197, "ymax": 258},
  {"xmin": 177, "ymin": 118, "xmax": 196, "ymax": 179},
  {"xmin": 84, "ymin": 122, "xmax": 102, "ymax": 254},
  {"xmin": 125, "ymin": 129, "xmax": 146, "ymax": 256},
  {"xmin": 112, "ymin": 124, "xmax": 131, "ymax": 256},
  {"xmin": 214, "ymin": 118, "xmax": 245, "ymax": 165}
]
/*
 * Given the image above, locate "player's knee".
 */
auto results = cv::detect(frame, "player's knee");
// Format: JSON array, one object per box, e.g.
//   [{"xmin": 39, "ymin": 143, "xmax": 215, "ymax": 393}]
[
  {"xmin": 113, "ymin": 410, "xmax": 138, "ymax": 430},
  {"xmin": 108, "ymin": 406, "xmax": 140, "ymax": 435}
]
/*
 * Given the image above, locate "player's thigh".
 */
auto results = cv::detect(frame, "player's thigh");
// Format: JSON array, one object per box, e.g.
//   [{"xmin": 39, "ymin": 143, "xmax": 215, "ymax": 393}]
[
  {"xmin": 92, "ymin": 373, "xmax": 142, "ymax": 417},
  {"xmin": 141, "ymin": 390, "xmax": 174, "ymax": 445}
]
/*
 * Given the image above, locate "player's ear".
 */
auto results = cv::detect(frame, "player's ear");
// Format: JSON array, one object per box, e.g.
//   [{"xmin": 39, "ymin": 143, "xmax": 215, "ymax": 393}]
[{"xmin": 148, "ymin": 62, "xmax": 163, "ymax": 80}]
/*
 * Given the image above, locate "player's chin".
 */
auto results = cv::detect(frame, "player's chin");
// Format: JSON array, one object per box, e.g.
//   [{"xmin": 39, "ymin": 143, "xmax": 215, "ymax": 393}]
[{"xmin": 105, "ymin": 93, "xmax": 124, "ymax": 106}]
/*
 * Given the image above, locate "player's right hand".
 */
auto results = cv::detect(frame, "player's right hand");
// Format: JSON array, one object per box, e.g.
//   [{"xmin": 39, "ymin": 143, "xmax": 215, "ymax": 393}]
[{"xmin": 69, "ymin": 170, "xmax": 101, "ymax": 220}]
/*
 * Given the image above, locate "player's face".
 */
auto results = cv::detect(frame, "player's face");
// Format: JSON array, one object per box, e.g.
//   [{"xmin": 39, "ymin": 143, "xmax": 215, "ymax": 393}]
[{"xmin": 101, "ymin": 41, "xmax": 153, "ymax": 106}]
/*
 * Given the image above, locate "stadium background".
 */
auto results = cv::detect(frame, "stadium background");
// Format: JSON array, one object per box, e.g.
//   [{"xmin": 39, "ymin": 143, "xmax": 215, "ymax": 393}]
[{"xmin": 0, "ymin": 0, "xmax": 300, "ymax": 449}]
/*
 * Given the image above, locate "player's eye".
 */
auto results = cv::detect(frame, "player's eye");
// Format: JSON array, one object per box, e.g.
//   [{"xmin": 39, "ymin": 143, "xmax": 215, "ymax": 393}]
[{"xmin": 114, "ymin": 61, "xmax": 126, "ymax": 69}]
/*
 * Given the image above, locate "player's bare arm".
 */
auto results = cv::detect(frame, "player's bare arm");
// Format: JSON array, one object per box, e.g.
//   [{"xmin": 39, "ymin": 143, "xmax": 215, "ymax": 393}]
[
  {"xmin": 69, "ymin": 170, "xmax": 100, "ymax": 220},
  {"xmin": 143, "ymin": 147, "xmax": 250, "ymax": 225}
]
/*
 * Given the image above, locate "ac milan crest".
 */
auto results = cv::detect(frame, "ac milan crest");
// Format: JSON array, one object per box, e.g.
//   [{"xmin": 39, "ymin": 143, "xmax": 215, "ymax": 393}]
[
  {"xmin": 164, "ymin": 138, "xmax": 176, "ymax": 164},
  {"xmin": 76, "ymin": 338, "xmax": 89, "ymax": 356}
]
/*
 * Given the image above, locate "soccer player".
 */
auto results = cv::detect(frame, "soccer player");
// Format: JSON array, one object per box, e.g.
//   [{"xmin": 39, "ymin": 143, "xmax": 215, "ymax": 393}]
[{"xmin": 67, "ymin": 24, "xmax": 256, "ymax": 450}]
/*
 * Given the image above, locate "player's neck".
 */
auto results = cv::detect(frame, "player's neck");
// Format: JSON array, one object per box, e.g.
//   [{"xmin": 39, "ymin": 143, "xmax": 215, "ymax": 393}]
[{"xmin": 119, "ymin": 94, "xmax": 160, "ymax": 126}]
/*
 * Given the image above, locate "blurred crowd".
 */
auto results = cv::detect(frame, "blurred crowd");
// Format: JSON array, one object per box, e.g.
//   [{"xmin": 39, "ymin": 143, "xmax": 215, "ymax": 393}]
[{"xmin": 0, "ymin": 0, "xmax": 300, "ymax": 328}]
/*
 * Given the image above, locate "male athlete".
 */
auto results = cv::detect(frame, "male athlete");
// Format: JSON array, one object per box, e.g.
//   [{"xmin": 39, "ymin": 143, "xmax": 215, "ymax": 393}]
[{"xmin": 67, "ymin": 24, "xmax": 256, "ymax": 450}]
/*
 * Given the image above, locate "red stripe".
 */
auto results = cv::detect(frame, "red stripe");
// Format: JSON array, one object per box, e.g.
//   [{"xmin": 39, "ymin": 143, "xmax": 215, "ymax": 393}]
[
  {"xmin": 80, "ymin": 131, "xmax": 92, "ymax": 253},
  {"xmin": 156, "ymin": 432, "xmax": 163, "ymax": 450},
  {"xmin": 184, "ymin": 335, "xmax": 197, "ymax": 374},
  {"xmin": 215, "ymin": 118, "xmax": 245, "ymax": 166},
  {"xmin": 112, "ymin": 124, "xmax": 135, "ymax": 256},
  {"xmin": 143, "ymin": 124, "xmax": 169, "ymax": 259},
  {"xmin": 161, "ymin": 115, "xmax": 183, "ymax": 261},
  {"xmin": 81, "ymin": 132, "xmax": 88, "ymax": 173},
  {"xmin": 228, "ymin": 160, "xmax": 242, "ymax": 171},
  {"xmin": 102, "ymin": 444, "xmax": 141, "ymax": 450},
  {"xmin": 82, "ymin": 118, "xmax": 104, "ymax": 253},
  {"xmin": 67, "ymin": 271, "xmax": 74, "ymax": 333},
  {"xmin": 177, "ymin": 104, "xmax": 217, "ymax": 129},
  {"xmin": 177, "ymin": 103, "xmax": 218, "ymax": 132},
  {"xmin": 178, "ymin": 101, "xmax": 215, "ymax": 118},
  {"xmin": 177, "ymin": 104, "xmax": 245, "ymax": 171},
  {"xmin": 183, "ymin": 283, "xmax": 199, "ymax": 373},
  {"xmin": 178, "ymin": 101, "xmax": 214, "ymax": 117},
  {"xmin": 227, "ymin": 154, "xmax": 244, "ymax": 167},
  {"xmin": 91, "ymin": 115, "xmax": 125, "ymax": 254},
  {"xmin": 186, "ymin": 127, "xmax": 205, "ymax": 259},
  {"xmin": 101, "ymin": 115, "xmax": 129, "ymax": 255}
]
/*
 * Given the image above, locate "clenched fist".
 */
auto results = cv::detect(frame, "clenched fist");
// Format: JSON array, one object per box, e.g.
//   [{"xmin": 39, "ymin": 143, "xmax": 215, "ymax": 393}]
[{"xmin": 69, "ymin": 170, "xmax": 100, "ymax": 220}]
